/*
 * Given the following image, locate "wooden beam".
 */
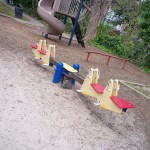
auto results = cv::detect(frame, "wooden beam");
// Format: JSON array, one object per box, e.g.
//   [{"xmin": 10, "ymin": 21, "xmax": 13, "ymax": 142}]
[
  {"xmin": 120, "ymin": 81, "xmax": 150, "ymax": 100},
  {"xmin": 50, "ymin": 57, "xmax": 57, "ymax": 66},
  {"xmin": 71, "ymin": 73, "xmax": 84, "ymax": 84}
]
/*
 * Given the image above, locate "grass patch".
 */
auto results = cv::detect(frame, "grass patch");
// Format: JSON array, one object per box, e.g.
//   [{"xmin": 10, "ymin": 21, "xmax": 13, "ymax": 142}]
[
  {"xmin": 0, "ymin": 2, "xmax": 29, "ymax": 21},
  {"xmin": 0, "ymin": 2, "xmax": 14, "ymax": 16},
  {"xmin": 140, "ymin": 66, "xmax": 150, "ymax": 74}
]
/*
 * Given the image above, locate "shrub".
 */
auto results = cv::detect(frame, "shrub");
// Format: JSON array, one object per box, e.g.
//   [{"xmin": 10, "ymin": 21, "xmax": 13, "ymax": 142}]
[
  {"xmin": 92, "ymin": 24, "xmax": 149, "ymax": 68},
  {"xmin": 94, "ymin": 34, "xmax": 127, "ymax": 58}
]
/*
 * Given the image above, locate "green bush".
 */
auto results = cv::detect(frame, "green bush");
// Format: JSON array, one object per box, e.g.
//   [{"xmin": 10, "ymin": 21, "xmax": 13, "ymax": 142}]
[
  {"xmin": 94, "ymin": 35, "xmax": 127, "ymax": 58},
  {"xmin": 145, "ymin": 53, "xmax": 150, "ymax": 66},
  {"xmin": 92, "ymin": 24, "xmax": 149, "ymax": 68}
]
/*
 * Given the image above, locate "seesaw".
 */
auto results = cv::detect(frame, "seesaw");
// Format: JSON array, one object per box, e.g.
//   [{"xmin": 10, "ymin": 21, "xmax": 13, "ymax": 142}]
[
  {"xmin": 31, "ymin": 40, "xmax": 80, "ymax": 85},
  {"xmin": 77, "ymin": 68, "xmax": 134, "ymax": 113},
  {"xmin": 31, "ymin": 40, "xmax": 134, "ymax": 113}
]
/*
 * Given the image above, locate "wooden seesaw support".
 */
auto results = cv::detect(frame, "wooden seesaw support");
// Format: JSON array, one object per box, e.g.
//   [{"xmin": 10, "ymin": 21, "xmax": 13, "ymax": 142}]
[
  {"xmin": 31, "ymin": 40, "xmax": 134, "ymax": 113},
  {"xmin": 77, "ymin": 68, "xmax": 134, "ymax": 113},
  {"xmin": 31, "ymin": 40, "xmax": 56, "ymax": 66}
]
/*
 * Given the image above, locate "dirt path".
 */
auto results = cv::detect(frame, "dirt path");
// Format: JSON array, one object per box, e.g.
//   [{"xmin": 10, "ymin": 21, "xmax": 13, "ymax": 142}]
[{"xmin": 0, "ymin": 15, "xmax": 150, "ymax": 150}]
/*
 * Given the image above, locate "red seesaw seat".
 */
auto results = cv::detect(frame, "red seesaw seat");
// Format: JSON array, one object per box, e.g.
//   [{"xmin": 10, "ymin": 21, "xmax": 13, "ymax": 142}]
[
  {"xmin": 37, "ymin": 50, "xmax": 46, "ymax": 55},
  {"xmin": 110, "ymin": 96, "xmax": 134, "ymax": 109},
  {"xmin": 31, "ymin": 44, "xmax": 38, "ymax": 49},
  {"xmin": 91, "ymin": 83, "xmax": 105, "ymax": 94},
  {"xmin": 31, "ymin": 45, "xmax": 46, "ymax": 55}
]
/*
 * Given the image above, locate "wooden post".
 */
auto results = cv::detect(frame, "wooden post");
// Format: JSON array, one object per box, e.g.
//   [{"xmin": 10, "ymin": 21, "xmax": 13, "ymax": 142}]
[
  {"xmin": 106, "ymin": 56, "xmax": 111, "ymax": 65},
  {"xmin": 86, "ymin": 52, "xmax": 90, "ymax": 61},
  {"xmin": 122, "ymin": 60, "xmax": 128, "ymax": 69}
]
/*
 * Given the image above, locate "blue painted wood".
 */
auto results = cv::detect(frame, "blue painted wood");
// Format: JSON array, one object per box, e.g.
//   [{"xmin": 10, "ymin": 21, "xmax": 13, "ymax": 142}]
[
  {"xmin": 72, "ymin": 64, "xmax": 80, "ymax": 85},
  {"xmin": 53, "ymin": 62, "xmax": 64, "ymax": 83}
]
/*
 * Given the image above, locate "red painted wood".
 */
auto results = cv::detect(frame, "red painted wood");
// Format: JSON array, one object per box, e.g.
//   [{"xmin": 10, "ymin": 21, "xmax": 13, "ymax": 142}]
[
  {"xmin": 106, "ymin": 56, "xmax": 111, "ymax": 65},
  {"xmin": 122, "ymin": 60, "xmax": 128, "ymax": 69},
  {"xmin": 85, "ymin": 51, "xmax": 129, "ymax": 69},
  {"xmin": 110, "ymin": 96, "xmax": 134, "ymax": 109},
  {"xmin": 37, "ymin": 50, "xmax": 46, "ymax": 55},
  {"xmin": 91, "ymin": 84, "xmax": 105, "ymax": 94},
  {"xmin": 85, "ymin": 51, "xmax": 128, "ymax": 61},
  {"xmin": 31, "ymin": 44, "xmax": 38, "ymax": 49},
  {"xmin": 86, "ymin": 52, "xmax": 90, "ymax": 61}
]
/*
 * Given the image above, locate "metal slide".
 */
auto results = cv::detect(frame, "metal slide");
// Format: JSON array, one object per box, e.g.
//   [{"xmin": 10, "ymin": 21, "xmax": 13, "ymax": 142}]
[{"xmin": 37, "ymin": 0, "xmax": 65, "ymax": 35}]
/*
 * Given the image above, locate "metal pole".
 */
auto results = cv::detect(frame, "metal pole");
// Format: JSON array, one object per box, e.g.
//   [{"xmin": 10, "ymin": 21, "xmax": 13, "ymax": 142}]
[{"xmin": 68, "ymin": 0, "xmax": 84, "ymax": 46}]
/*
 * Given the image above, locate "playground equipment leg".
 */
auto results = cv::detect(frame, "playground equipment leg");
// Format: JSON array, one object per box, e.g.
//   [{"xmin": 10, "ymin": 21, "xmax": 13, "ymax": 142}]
[
  {"xmin": 106, "ymin": 56, "xmax": 111, "ymax": 65},
  {"xmin": 53, "ymin": 62, "xmax": 64, "ymax": 83},
  {"xmin": 86, "ymin": 52, "xmax": 90, "ymax": 61},
  {"xmin": 68, "ymin": 0, "xmax": 85, "ymax": 46},
  {"xmin": 45, "ymin": 34, "xmax": 48, "ymax": 39},
  {"xmin": 72, "ymin": 64, "xmax": 80, "ymax": 85},
  {"xmin": 59, "ymin": 16, "xmax": 68, "ymax": 40},
  {"xmin": 122, "ymin": 60, "xmax": 128, "ymax": 69}
]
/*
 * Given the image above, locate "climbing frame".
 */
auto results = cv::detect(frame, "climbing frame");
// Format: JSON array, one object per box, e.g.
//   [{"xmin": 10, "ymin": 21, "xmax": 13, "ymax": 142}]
[
  {"xmin": 57, "ymin": 0, "xmax": 81, "ymax": 18},
  {"xmin": 57, "ymin": 0, "xmax": 89, "ymax": 47}
]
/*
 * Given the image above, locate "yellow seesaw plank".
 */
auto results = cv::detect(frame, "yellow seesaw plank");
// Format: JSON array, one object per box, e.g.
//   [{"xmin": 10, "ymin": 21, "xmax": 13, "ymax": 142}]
[{"xmin": 63, "ymin": 63, "xmax": 78, "ymax": 73}]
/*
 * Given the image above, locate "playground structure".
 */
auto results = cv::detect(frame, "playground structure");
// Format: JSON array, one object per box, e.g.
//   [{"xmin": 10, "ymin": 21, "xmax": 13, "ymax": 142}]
[
  {"xmin": 31, "ymin": 40, "xmax": 134, "ymax": 113},
  {"xmin": 37, "ymin": 0, "xmax": 91, "ymax": 47}
]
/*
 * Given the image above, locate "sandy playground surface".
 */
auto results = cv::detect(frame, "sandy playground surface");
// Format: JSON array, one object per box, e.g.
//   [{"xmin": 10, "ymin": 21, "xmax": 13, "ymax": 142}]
[{"xmin": 0, "ymin": 15, "xmax": 150, "ymax": 150}]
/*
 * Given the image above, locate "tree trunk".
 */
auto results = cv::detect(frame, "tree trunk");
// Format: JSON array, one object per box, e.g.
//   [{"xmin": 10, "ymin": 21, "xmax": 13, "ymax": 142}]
[{"xmin": 85, "ymin": 0, "xmax": 112, "ymax": 42}]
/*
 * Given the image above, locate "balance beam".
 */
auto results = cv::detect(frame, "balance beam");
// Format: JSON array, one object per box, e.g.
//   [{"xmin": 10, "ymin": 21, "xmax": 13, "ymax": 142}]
[{"xmin": 85, "ymin": 51, "xmax": 129, "ymax": 69}]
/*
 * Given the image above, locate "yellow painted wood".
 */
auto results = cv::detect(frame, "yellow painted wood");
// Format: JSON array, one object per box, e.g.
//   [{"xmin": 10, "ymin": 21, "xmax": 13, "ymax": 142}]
[
  {"xmin": 31, "ymin": 40, "xmax": 56, "ymax": 66},
  {"xmin": 32, "ymin": 40, "xmax": 43, "ymax": 59},
  {"xmin": 100, "ymin": 80, "xmax": 122, "ymax": 113},
  {"xmin": 78, "ymin": 69, "xmax": 123, "ymax": 113},
  {"xmin": 92, "ymin": 68, "xmax": 99, "ymax": 84},
  {"xmin": 40, "ymin": 44, "xmax": 56, "ymax": 65},
  {"xmin": 32, "ymin": 48, "xmax": 40, "ymax": 59},
  {"xmin": 63, "ymin": 63, "xmax": 78, "ymax": 73},
  {"xmin": 79, "ymin": 68, "xmax": 102, "ymax": 101},
  {"xmin": 41, "ymin": 51, "xmax": 50, "ymax": 65},
  {"xmin": 42, "ymin": 40, "xmax": 46, "ymax": 50},
  {"xmin": 49, "ymin": 45, "xmax": 55, "ymax": 58},
  {"xmin": 112, "ymin": 79, "xmax": 119, "ymax": 96},
  {"xmin": 38, "ymin": 40, "xmax": 43, "ymax": 50}
]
